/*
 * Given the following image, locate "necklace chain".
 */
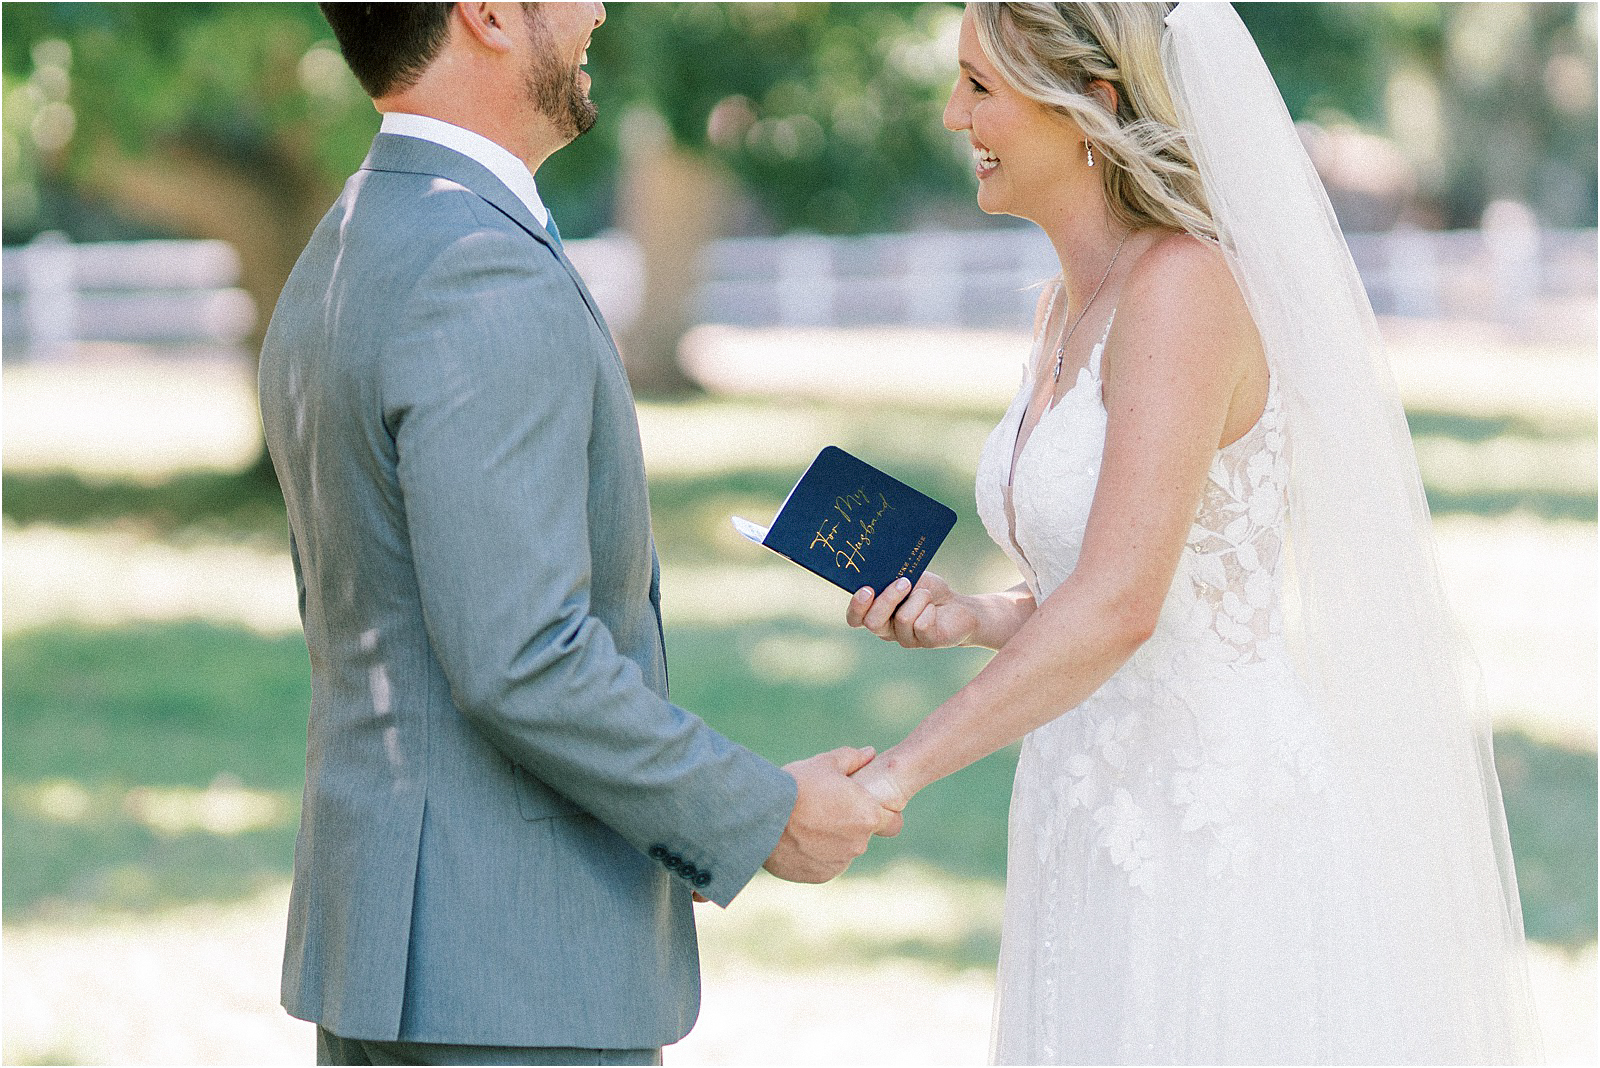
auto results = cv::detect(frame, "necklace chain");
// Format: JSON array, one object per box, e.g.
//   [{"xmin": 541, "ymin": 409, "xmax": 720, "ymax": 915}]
[{"xmin": 1052, "ymin": 228, "xmax": 1133, "ymax": 384}]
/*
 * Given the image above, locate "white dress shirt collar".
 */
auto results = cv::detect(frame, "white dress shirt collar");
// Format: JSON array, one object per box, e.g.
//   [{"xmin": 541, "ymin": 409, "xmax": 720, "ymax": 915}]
[{"xmin": 379, "ymin": 112, "xmax": 551, "ymax": 229}]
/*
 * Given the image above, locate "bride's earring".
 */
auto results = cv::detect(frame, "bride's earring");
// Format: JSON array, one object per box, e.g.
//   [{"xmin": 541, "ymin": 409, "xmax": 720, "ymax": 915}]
[{"xmin": 1086, "ymin": 140, "xmax": 1096, "ymax": 168}]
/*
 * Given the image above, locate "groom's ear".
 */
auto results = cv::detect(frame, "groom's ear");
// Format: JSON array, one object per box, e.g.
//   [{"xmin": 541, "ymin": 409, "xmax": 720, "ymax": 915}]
[{"xmin": 456, "ymin": 2, "xmax": 516, "ymax": 54}]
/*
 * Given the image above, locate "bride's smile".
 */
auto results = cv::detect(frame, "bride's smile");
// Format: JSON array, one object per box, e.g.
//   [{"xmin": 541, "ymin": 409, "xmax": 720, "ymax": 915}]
[
  {"xmin": 971, "ymin": 144, "xmax": 1000, "ymax": 180},
  {"xmin": 942, "ymin": 7, "xmax": 1089, "ymax": 223}
]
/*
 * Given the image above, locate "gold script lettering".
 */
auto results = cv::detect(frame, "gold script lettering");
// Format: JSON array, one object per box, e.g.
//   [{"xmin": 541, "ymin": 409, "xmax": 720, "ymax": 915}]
[
  {"xmin": 833, "ymin": 488, "xmax": 872, "ymax": 525},
  {"xmin": 812, "ymin": 488, "xmax": 897, "ymax": 577}
]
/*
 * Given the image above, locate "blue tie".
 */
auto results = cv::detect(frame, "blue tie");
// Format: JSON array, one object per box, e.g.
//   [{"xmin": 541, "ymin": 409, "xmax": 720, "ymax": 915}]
[{"xmin": 544, "ymin": 214, "xmax": 562, "ymax": 249}]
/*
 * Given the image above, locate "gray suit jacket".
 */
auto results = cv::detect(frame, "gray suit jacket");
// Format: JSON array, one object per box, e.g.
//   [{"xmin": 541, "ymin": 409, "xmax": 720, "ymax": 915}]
[{"xmin": 258, "ymin": 133, "xmax": 796, "ymax": 1048}]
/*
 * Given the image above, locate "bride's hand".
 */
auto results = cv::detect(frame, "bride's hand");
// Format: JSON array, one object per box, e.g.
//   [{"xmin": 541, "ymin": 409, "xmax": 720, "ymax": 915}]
[
  {"xmin": 846, "ymin": 572, "xmax": 978, "ymax": 649},
  {"xmin": 851, "ymin": 757, "xmax": 911, "ymax": 826}
]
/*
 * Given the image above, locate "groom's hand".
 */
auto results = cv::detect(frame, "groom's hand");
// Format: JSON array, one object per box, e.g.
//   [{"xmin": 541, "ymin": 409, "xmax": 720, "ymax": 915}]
[{"xmin": 763, "ymin": 746, "xmax": 901, "ymax": 884}]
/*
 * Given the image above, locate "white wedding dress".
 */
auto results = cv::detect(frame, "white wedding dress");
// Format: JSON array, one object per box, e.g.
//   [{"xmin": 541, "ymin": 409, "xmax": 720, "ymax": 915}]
[
  {"xmin": 965, "ymin": 8, "xmax": 1540, "ymax": 1063},
  {"xmin": 976, "ymin": 293, "xmax": 1482, "ymax": 1064}
]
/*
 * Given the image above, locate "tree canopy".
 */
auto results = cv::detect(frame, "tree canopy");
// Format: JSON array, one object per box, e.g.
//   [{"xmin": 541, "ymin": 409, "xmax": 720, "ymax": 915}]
[{"xmin": 5, "ymin": 2, "xmax": 1595, "ymax": 248}]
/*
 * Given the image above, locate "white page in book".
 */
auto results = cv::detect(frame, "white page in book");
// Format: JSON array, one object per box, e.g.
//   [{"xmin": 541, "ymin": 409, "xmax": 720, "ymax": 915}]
[
  {"xmin": 730, "ymin": 516, "xmax": 770, "ymax": 544},
  {"xmin": 730, "ymin": 455, "xmax": 813, "ymax": 547}
]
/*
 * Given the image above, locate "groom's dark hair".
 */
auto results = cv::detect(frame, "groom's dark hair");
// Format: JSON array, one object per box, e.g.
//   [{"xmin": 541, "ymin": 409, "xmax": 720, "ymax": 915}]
[{"xmin": 318, "ymin": 2, "xmax": 455, "ymax": 99}]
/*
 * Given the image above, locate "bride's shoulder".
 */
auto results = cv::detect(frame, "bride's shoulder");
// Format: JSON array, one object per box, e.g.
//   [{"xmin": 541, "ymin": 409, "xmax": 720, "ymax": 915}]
[
  {"xmin": 1120, "ymin": 231, "xmax": 1253, "ymax": 343},
  {"xmin": 1126, "ymin": 231, "xmax": 1235, "ymax": 300},
  {"xmin": 1106, "ymin": 231, "xmax": 1260, "ymax": 395}
]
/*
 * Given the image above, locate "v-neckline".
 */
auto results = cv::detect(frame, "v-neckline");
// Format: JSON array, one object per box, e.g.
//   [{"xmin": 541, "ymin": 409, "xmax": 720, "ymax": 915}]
[
  {"xmin": 997, "ymin": 357, "xmax": 1280, "ymax": 588},
  {"xmin": 1005, "ymin": 300, "xmax": 1117, "ymax": 493},
  {"xmin": 1001, "ymin": 289, "xmax": 1118, "ymax": 586}
]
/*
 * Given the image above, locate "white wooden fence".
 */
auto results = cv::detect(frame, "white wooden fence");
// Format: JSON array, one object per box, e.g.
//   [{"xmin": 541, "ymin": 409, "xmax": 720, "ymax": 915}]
[
  {"xmin": 2, "ymin": 234, "xmax": 255, "ymax": 359},
  {"xmin": 697, "ymin": 219, "xmax": 1597, "ymax": 330},
  {"xmin": 3, "ymin": 219, "xmax": 1592, "ymax": 359}
]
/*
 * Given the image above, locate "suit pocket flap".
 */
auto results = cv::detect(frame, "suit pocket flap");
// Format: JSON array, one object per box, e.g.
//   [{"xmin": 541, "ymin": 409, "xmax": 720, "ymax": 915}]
[{"xmin": 513, "ymin": 764, "xmax": 584, "ymax": 822}]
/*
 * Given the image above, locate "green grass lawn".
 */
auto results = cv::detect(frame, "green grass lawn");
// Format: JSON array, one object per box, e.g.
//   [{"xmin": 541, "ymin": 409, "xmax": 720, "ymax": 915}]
[
  {"xmin": 2, "ymin": 623, "xmax": 310, "ymax": 916},
  {"xmin": 3, "ymin": 391, "xmax": 1595, "ymax": 953},
  {"xmin": 4, "ymin": 616, "xmax": 1594, "ymax": 950}
]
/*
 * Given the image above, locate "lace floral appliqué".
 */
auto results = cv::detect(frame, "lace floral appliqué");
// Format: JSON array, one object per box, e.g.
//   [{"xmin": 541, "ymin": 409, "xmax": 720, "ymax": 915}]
[{"xmin": 980, "ymin": 369, "xmax": 1328, "ymax": 895}]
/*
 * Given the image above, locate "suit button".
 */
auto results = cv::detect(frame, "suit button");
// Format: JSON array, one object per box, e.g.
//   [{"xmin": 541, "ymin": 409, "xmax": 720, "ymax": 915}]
[
  {"xmin": 665, "ymin": 853, "xmax": 683, "ymax": 870},
  {"xmin": 693, "ymin": 871, "xmax": 712, "ymax": 889},
  {"xmin": 678, "ymin": 863, "xmax": 699, "ymax": 881},
  {"xmin": 648, "ymin": 845, "xmax": 669, "ymax": 861}
]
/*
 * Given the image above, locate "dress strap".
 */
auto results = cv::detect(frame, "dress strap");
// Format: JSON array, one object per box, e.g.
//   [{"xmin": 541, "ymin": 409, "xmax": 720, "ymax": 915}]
[
  {"xmin": 1088, "ymin": 308, "xmax": 1118, "ymax": 378},
  {"xmin": 1027, "ymin": 280, "xmax": 1064, "ymax": 379}
]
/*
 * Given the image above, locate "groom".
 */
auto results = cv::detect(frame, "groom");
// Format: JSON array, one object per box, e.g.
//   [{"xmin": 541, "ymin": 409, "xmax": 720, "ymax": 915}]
[{"xmin": 259, "ymin": 3, "xmax": 898, "ymax": 1064}]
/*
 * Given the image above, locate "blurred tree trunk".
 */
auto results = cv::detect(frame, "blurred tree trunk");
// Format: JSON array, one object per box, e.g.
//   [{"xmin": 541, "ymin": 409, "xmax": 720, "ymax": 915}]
[
  {"xmin": 85, "ymin": 120, "xmax": 743, "ymax": 442},
  {"xmin": 80, "ymin": 137, "xmax": 334, "ymax": 484},
  {"xmin": 616, "ymin": 122, "xmax": 736, "ymax": 396}
]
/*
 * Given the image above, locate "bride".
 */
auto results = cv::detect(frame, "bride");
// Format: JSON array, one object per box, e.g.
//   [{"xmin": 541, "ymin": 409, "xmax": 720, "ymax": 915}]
[{"xmin": 846, "ymin": 3, "xmax": 1543, "ymax": 1063}]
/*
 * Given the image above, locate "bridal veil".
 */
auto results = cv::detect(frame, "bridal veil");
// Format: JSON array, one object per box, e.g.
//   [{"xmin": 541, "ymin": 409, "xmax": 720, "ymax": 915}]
[{"xmin": 1161, "ymin": 3, "xmax": 1542, "ymax": 1060}]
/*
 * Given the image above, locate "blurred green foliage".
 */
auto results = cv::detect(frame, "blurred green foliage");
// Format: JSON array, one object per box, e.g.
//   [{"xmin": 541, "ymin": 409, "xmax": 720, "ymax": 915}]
[
  {"xmin": 1243, "ymin": 2, "xmax": 1599, "ymax": 227},
  {"xmin": 3, "ymin": 2, "xmax": 377, "ymax": 241},
  {"xmin": 3, "ymin": 1, "xmax": 980, "ymax": 242},
  {"xmin": 3, "ymin": 2, "xmax": 1595, "ymax": 243},
  {"xmin": 550, "ymin": 2, "xmax": 974, "ymax": 236}
]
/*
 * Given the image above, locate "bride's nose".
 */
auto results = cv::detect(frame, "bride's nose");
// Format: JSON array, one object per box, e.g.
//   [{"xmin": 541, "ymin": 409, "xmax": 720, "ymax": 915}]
[{"xmin": 943, "ymin": 84, "xmax": 969, "ymax": 132}]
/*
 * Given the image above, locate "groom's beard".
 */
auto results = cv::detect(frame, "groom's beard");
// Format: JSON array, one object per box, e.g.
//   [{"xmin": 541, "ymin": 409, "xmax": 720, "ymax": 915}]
[{"xmin": 524, "ymin": 14, "xmax": 597, "ymax": 142}]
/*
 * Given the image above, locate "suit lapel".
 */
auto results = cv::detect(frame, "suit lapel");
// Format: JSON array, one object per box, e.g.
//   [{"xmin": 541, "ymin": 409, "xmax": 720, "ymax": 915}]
[{"xmin": 360, "ymin": 134, "xmax": 622, "ymax": 355}]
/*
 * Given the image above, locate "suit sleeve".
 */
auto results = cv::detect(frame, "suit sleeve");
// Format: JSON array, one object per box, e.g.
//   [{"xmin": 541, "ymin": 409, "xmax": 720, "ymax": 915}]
[{"xmin": 382, "ymin": 224, "xmax": 795, "ymax": 906}]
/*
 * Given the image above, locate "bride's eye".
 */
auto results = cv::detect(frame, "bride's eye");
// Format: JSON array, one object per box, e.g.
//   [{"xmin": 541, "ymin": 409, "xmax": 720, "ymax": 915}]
[{"xmin": 969, "ymin": 77, "xmax": 989, "ymax": 95}]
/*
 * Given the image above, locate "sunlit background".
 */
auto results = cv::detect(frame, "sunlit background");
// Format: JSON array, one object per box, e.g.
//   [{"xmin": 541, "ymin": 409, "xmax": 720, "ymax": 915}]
[{"xmin": 2, "ymin": 3, "xmax": 1595, "ymax": 1064}]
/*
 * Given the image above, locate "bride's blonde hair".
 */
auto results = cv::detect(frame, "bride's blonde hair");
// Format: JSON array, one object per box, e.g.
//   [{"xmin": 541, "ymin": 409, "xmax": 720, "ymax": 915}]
[{"xmin": 972, "ymin": 2, "xmax": 1216, "ymax": 241}]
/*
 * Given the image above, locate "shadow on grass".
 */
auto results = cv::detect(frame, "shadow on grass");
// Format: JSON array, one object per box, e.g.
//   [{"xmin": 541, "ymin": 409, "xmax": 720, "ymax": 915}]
[
  {"xmin": 8, "ymin": 405, "xmax": 1596, "ymax": 543},
  {"xmin": 1496, "ymin": 730, "xmax": 1600, "ymax": 945},
  {"xmin": 1, "ymin": 469, "xmax": 287, "ymax": 539},
  {"xmin": 667, "ymin": 620, "xmax": 1016, "ymax": 882},
  {"xmin": 1422, "ymin": 488, "xmax": 1596, "ymax": 522},
  {"xmin": 1404, "ymin": 409, "xmax": 1599, "ymax": 521},
  {"xmin": 737, "ymin": 925, "xmax": 1004, "ymax": 974},
  {"xmin": 4, "ymin": 620, "xmax": 1595, "ymax": 955},
  {"xmin": 1405, "ymin": 409, "xmax": 1562, "ymax": 445},
  {"xmin": 3, "ymin": 622, "xmax": 309, "ymax": 918}
]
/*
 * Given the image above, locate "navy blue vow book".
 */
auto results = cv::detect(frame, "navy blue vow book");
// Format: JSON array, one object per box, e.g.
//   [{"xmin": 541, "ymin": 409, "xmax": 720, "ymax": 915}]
[{"xmin": 732, "ymin": 446, "xmax": 957, "ymax": 594}]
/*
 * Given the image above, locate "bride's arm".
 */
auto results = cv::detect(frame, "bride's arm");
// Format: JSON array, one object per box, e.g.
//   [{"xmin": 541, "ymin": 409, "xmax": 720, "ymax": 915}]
[{"xmin": 860, "ymin": 237, "xmax": 1263, "ymax": 809}]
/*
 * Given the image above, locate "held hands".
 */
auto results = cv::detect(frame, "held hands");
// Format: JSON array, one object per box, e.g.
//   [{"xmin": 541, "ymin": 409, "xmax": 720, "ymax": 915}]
[
  {"xmin": 850, "ymin": 755, "xmax": 911, "ymax": 814},
  {"xmin": 761, "ymin": 574, "xmax": 969, "ymax": 888},
  {"xmin": 847, "ymin": 572, "xmax": 978, "ymax": 649},
  {"xmin": 763, "ymin": 746, "xmax": 903, "ymax": 885}
]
